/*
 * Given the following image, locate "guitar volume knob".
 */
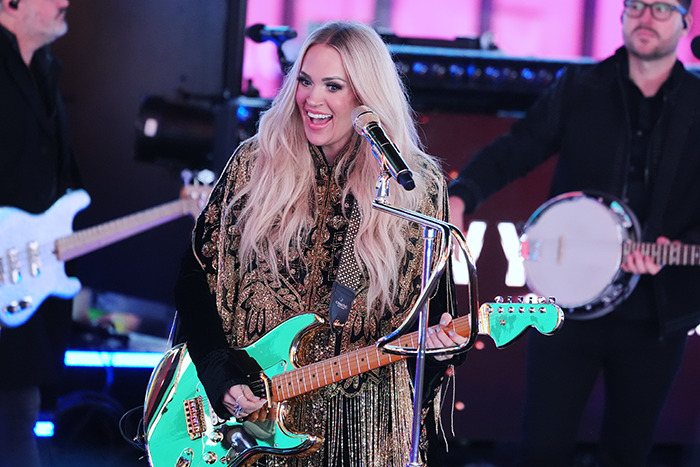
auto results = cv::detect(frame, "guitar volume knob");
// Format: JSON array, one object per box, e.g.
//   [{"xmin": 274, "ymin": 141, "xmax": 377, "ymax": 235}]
[{"xmin": 209, "ymin": 429, "xmax": 224, "ymax": 443}]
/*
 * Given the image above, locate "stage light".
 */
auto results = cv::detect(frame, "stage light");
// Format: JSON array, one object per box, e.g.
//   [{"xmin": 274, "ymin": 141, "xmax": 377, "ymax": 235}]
[
  {"xmin": 134, "ymin": 95, "xmax": 271, "ymax": 174},
  {"xmin": 34, "ymin": 421, "xmax": 55, "ymax": 438},
  {"xmin": 135, "ymin": 96, "xmax": 216, "ymax": 171},
  {"xmin": 386, "ymin": 41, "xmax": 595, "ymax": 113},
  {"xmin": 64, "ymin": 350, "xmax": 163, "ymax": 368}
]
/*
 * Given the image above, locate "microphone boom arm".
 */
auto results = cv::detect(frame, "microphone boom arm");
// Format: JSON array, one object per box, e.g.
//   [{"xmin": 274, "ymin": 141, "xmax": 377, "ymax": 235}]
[
  {"xmin": 374, "ymin": 173, "xmax": 479, "ymax": 356},
  {"xmin": 370, "ymin": 172, "xmax": 478, "ymax": 467}
]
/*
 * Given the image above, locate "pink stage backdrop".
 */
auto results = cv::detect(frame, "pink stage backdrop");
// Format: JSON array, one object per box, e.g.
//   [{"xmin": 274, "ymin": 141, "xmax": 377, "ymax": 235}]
[{"xmin": 243, "ymin": 0, "xmax": 700, "ymax": 98}]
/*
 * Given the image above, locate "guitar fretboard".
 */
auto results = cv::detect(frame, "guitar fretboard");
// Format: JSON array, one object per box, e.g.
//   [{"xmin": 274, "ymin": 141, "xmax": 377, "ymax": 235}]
[
  {"xmin": 56, "ymin": 199, "xmax": 190, "ymax": 261},
  {"xmin": 270, "ymin": 316, "xmax": 471, "ymax": 402},
  {"xmin": 622, "ymin": 241, "xmax": 700, "ymax": 266}
]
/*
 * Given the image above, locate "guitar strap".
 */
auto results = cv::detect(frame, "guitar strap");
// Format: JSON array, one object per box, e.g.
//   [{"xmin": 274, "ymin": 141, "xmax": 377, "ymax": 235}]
[{"xmin": 329, "ymin": 201, "xmax": 362, "ymax": 332}]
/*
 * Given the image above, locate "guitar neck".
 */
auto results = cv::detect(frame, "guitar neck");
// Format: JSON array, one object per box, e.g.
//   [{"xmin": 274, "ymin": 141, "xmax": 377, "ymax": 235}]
[
  {"xmin": 56, "ymin": 199, "xmax": 190, "ymax": 262},
  {"xmin": 623, "ymin": 241, "xmax": 700, "ymax": 266},
  {"xmin": 269, "ymin": 316, "xmax": 471, "ymax": 402}
]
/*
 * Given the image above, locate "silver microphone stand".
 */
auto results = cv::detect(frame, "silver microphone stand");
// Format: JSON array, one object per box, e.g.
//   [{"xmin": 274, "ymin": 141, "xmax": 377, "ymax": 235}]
[{"xmin": 371, "ymin": 172, "xmax": 479, "ymax": 467}]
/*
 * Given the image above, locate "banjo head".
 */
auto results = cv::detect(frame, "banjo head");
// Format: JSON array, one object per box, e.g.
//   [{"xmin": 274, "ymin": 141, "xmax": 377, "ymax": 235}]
[{"xmin": 520, "ymin": 192, "xmax": 640, "ymax": 320}]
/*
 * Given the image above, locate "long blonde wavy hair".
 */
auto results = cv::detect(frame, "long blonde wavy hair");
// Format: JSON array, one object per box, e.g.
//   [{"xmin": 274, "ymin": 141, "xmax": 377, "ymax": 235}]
[{"xmin": 231, "ymin": 20, "xmax": 445, "ymax": 316}]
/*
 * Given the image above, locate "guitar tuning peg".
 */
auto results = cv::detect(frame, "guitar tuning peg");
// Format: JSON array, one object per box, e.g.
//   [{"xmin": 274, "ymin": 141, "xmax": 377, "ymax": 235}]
[
  {"xmin": 196, "ymin": 169, "xmax": 216, "ymax": 186},
  {"xmin": 180, "ymin": 169, "xmax": 194, "ymax": 185},
  {"xmin": 494, "ymin": 296, "xmax": 504, "ymax": 303},
  {"xmin": 537, "ymin": 296, "xmax": 546, "ymax": 304},
  {"xmin": 506, "ymin": 296, "xmax": 513, "ymax": 303},
  {"xmin": 517, "ymin": 296, "xmax": 524, "ymax": 303},
  {"xmin": 548, "ymin": 296, "xmax": 556, "ymax": 304}
]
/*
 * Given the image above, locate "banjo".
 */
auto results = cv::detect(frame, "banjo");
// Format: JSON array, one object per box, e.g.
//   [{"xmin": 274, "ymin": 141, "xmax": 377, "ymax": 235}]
[{"xmin": 519, "ymin": 191, "xmax": 700, "ymax": 320}]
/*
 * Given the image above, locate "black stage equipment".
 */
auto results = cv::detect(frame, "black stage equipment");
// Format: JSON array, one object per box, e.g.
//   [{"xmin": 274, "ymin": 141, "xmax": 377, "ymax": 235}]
[
  {"xmin": 383, "ymin": 35, "xmax": 595, "ymax": 114},
  {"xmin": 135, "ymin": 96, "xmax": 215, "ymax": 171},
  {"xmin": 245, "ymin": 23, "xmax": 297, "ymax": 74},
  {"xmin": 692, "ymin": 35, "xmax": 700, "ymax": 60},
  {"xmin": 386, "ymin": 34, "xmax": 700, "ymax": 114},
  {"xmin": 134, "ymin": 94, "xmax": 270, "ymax": 174},
  {"xmin": 245, "ymin": 23, "xmax": 297, "ymax": 44}
]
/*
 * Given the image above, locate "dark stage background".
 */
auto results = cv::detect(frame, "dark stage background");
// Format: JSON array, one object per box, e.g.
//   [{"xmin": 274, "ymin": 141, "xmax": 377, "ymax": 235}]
[
  {"xmin": 54, "ymin": 0, "xmax": 233, "ymax": 309},
  {"xmin": 39, "ymin": 1, "xmax": 700, "ymax": 464}
]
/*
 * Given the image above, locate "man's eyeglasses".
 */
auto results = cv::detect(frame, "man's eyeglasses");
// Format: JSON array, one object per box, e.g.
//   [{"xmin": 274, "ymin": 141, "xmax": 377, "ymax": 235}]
[{"xmin": 623, "ymin": 1, "xmax": 688, "ymax": 21}]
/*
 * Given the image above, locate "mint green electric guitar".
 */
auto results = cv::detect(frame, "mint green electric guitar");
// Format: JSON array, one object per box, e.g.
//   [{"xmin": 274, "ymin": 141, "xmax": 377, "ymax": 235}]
[{"xmin": 143, "ymin": 298, "xmax": 563, "ymax": 466}]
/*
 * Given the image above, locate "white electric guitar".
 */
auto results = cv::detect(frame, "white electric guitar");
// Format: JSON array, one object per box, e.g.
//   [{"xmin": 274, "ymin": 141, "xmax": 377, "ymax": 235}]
[{"xmin": 0, "ymin": 185, "xmax": 210, "ymax": 328}]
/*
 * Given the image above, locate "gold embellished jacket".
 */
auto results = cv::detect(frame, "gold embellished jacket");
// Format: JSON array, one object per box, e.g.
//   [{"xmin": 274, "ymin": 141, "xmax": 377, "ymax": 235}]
[{"xmin": 175, "ymin": 138, "xmax": 457, "ymax": 466}]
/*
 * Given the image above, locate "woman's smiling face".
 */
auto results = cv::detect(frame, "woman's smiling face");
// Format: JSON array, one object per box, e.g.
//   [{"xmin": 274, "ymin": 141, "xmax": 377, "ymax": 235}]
[{"xmin": 295, "ymin": 44, "xmax": 360, "ymax": 163}]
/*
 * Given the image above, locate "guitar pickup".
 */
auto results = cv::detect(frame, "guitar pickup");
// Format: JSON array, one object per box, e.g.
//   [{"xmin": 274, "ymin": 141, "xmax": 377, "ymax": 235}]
[
  {"xmin": 27, "ymin": 241, "xmax": 41, "ymax": 277},
  {"xmin": 7, "ymin": 248, "xmax": 21, "ymax": 284},
  {"xmin": 183, "ymin": 396, "xmax": 207, "ymax": 440}
]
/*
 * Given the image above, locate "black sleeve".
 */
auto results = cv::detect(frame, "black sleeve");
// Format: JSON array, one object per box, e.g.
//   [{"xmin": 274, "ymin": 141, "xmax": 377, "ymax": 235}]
[
  {"xmin": 447, "ymin": 66, "xmax": 574, "ymax": 214},
  {"xmin": 173, "ymin": 247, "xmax": 261, "ymax": 419}
]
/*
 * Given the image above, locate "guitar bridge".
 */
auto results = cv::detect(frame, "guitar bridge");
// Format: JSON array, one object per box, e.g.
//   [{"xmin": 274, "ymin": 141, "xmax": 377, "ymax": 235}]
[{"xmin": 183, "ymin": 396, "xmax": 206, "ymax": 440}]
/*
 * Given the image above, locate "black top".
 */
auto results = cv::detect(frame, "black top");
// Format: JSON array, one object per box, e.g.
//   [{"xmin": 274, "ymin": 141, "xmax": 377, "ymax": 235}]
[{"xmin": 0, "ymin": 25, "xmax": 82, "ymax": 389}]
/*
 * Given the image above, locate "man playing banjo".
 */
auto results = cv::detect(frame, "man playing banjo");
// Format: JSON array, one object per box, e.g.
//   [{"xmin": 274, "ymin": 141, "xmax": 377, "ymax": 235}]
[{"xmin": 448, "ymin": 1, "xmax": 700, "ymax": 465}]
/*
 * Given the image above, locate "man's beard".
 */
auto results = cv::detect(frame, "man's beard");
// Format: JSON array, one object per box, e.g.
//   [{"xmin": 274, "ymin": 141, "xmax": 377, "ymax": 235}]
[
  {"xmin": 47, "ymin": 20, "xmax": 68, "ymax": 45},
  {"xmin": 625, "ymin": 28, "xmax": 678, "ymax": 61},
  {"xmin": 627, "ymin": 45, "xmax": 674, "ymax": 61}
]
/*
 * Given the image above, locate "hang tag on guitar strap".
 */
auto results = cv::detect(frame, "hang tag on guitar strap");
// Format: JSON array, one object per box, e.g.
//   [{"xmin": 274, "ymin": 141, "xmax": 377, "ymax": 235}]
[{"xmin": 329, "ymin": 281, "xmax": 355, "ymax": 332}]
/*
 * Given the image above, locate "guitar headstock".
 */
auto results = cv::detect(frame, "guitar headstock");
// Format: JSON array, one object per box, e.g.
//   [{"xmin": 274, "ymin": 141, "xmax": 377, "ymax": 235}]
[
  {"xmin": 179, "ymin": 185, "xmax": 212, "ymax": 218},
  {"xmin": 478, "ymin": 295, "xmax": 564, "ymax": 348}
]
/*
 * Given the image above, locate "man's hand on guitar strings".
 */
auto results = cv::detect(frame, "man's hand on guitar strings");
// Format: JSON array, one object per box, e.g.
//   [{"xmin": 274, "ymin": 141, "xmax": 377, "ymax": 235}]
[
  {"xmin": 621, "ymin": 236, "xmax": 671, "ymax": 275},
  {"xmin": 426, "ymin": 312, "xmax": 467, "ymax": 362},
  {"xmin": 223, "ymin": 384, "xmax": 275, "ymax": 421}
]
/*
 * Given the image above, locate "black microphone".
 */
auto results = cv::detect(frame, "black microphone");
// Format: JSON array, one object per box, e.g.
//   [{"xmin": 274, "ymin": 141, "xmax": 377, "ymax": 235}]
[
  {"xmin": 351, "ymin": 105, "xmax": 415, "ymax": 191},
  {"xmin": 245, "ymin": 23, "xmax": 298, "ymax": 44},
  {"xmin": 692, "ymin": 36, "xmax": 700, "ymax": 60}
]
